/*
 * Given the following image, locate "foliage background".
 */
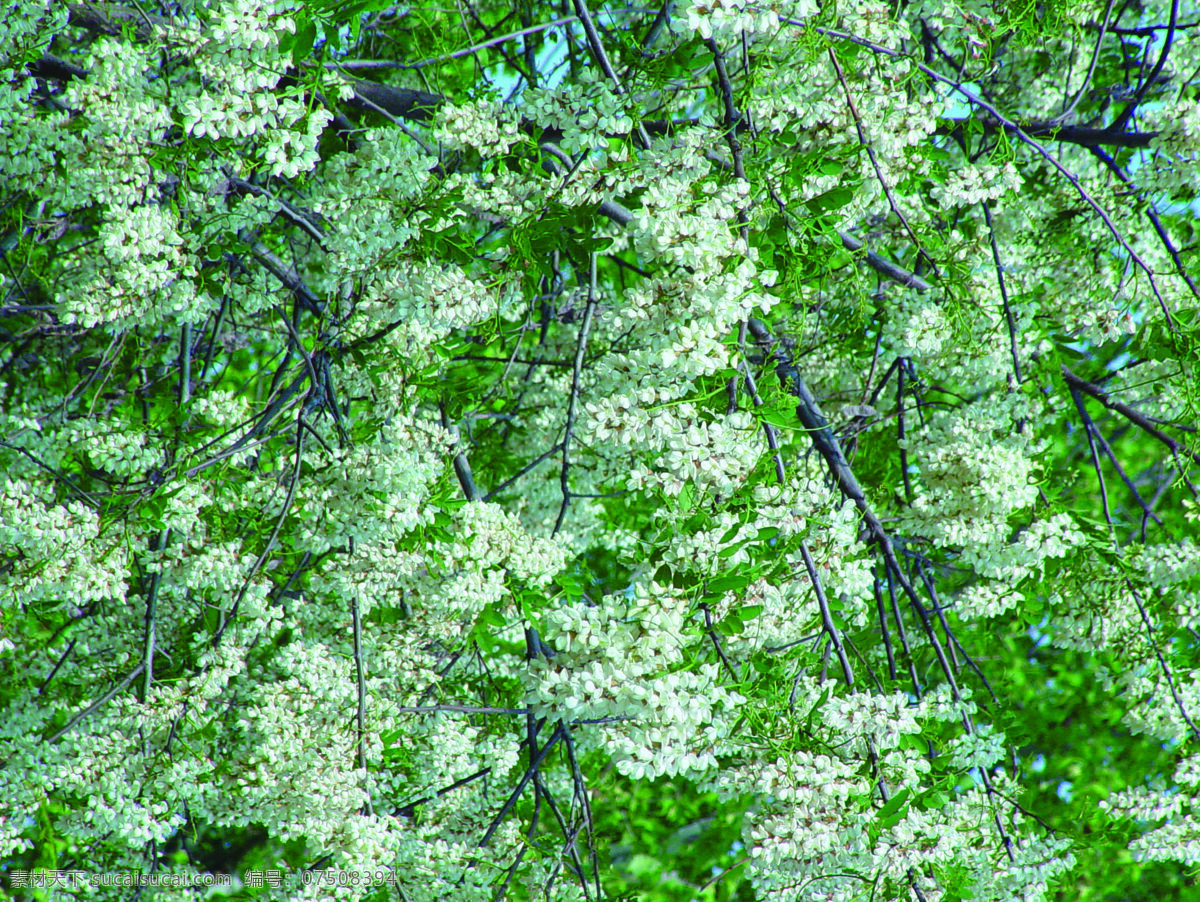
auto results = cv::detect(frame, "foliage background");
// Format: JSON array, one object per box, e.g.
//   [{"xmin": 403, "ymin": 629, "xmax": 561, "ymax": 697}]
[{"xmin": 1, "ymin": 0, "xmax": 1199, "ymax": 900}]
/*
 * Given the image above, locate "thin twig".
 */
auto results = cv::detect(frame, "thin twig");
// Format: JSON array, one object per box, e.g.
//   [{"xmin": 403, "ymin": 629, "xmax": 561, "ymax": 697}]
[
  {"xmin": 555, "ymin": 254, "xmax": 598, "ymax": 535},
  {"xmin": 800, "ymin": 542, "xmax": 854, "ymax": 685},
  {"xmin": 804, "ymin": 22, "xmax": 1176, "ymax": 326},
  {"xmin": 1062, "ymin": 365, "xmax": 1200, "ymax": 468},
  {"xmin": 45, "ymin": 664, "xmax": 147, "ymax": 744},
  {"xmin": 572, "ymin": 0, "xmax": 653, "ymax": 149}
]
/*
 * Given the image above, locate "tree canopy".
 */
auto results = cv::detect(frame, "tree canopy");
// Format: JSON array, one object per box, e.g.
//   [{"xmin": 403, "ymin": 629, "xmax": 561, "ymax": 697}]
[{"xmin": 2, "ymin": 0, "xmax": 1200, "ymax": 900}]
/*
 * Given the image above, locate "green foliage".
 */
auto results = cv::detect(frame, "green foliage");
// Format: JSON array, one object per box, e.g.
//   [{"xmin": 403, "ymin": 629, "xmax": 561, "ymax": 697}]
[{"xmin": 2, "ymin": 1, "xmax": 1200, "ymax": 901}]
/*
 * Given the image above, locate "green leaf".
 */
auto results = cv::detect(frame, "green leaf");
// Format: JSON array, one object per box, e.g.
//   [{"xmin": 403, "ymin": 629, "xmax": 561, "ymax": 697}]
[
  {"xmin": 876, "ymin": 787, "xmax": 911, "ymax": 827},
  {"xmin": 805, "ymin": 685, "xmax": 832, "ymax": 731},
  {"xmin": 717, "ymin": 522, "xmax": 742, "ymax": 544},
  {"xmin": 706, "ymin": 573, "xmax": 751, "ymax": 596},
  {"xmin": 478, "ymin": 603, "xmax": 507, "ymax": 628},
  {"xmin": 805, "ymin": 186, "xmax": 856, "ymax": 214},
  {"xmin": 286, "ymin": 19, "xmax": 318, "ymax": 63},
  {"xmin": 717, "ymin": 616, "xmax": 744, "ymax": 635},
  {"xmin": 759, "ymin": 406, "xmax": 802, "ymax": 429}
]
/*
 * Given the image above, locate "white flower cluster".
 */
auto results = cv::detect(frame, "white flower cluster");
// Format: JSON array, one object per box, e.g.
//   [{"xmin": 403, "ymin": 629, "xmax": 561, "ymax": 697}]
[
  {"xmin": 578, "ymin": 389, "xmax": 660, "ymax": 451},
  {"xmin": 359, "ymin": 259, "xmax": 514, "ymax": 337},
  {"xmin": 1072, "ymin": 306, "xmax": 1138, "ymax": 345},
  {"xmin": 259, "ymin": 103, "xmax": 334, "ymax": 178},
  {"xmin": 945, "ymin": 722, "xmax": 1006, "ymax": 771},
  {"xmin": 84, "ymin": 795, "xmax": 187, "ymax": 850},
  {"xmin": 878, "ymin": 796, "xmax": 998, "ymax": 891},
  {"xmin": 311, "ymin": 128, "xmax": 435, "ymax": 307},
  {"xmin": 434, "ymin": 100, "xmax": 524, "ymax": 158},
  {"xmin": 687, "ymin": 479, "xmax": 878, "ymax": 645},
  {"xmin": 657, "ymin": 318, "xmax": 733, "ymax": 372},
  {"xmin": 980, "ymin": 832, "xmax": 1077, "ymax": 902},
  {"xmin": 657, "ymin": 408, "xmax": 760, "ymax": 491},
  {"xmin": 930, "ymin": 161, "xmax": 1023, "ymax": 208},
  {"xmin": 841, "ymin": 0, "xmax": 919, "ymax": 47},
  {"xmin": 191, "ymin": 388, "xmax": 251, "ymax": 429},
  {"xmin": 1100, "ymin": 785, "xmax": 1187, "ymax": 821},
  {"xmin": 902, "ymin": 287, "xmax": 1015, "ymax": 393},
  {"xmin": 790, "ymin": 502, "xmax": 876, "ymax": 620},
  {"xmin": 898, "ymin": 406, "xmax": 1039, "ymax": 556},
  {"xmin": 325, "ymin": 122, "xmax": 432, "ymax": 198},
  {"xmin": 662, "ymin": 510, "xmax": 758, "ymax": 575},
  {"xmin": 1019, "ymin": 512, "xmax": 1086, "ymax": 561},
  {"xmin": 823, "ymin": 687, "xmax": 923, "ymax": 751},
  {"xmin": 65, "ymin": 423, "xmax": 163, "ymax": 479},
  {"xmin": 682, "ymin": 0, "xmax": 797, "ymax": 41},
  {"xmin": 853, "ymin": 85, "xmax": 938, "ymax": 159},
  {"xmin": 953, "ymin": 581, "xmax": 1023, "ymax": 619},
  {"xmin": 1045, "ymin": 586, "xmax": 1142, "ymax": 655},
  {"xmin": 746, "ymin": 61, "xmax": 843, "ymax": 138},
  {"xmin": 183, "ymin": 90, "xmax": 277, "ymax": 139},
  {"xmin": 749, "ymin": 480, "xmax": 823, "ymax": 539},
  {"xmin": 524, "ymin": 69, "xmax": 633, "ymax": 154},
  {"xmin": 585, "ymin": 402, "xmax": 760, "ymax": 498},
  {"xmin": 3, "ymin": 35, "xmax": 167, "ymax": 210},
  {"xmin": 176, "ymin": 0, "xmax": 299, "ymax": 91},
  {"xmin": 1109, "ymin": 358, "xmax": 1186, "ymax": 423},
  {"xmin": 1177, "ymin": 754, "xmax": 1200, "ymax": 787},
  {"xmin": 628, "ymin": 177, "xmax": 752, "ymax": 274},
  {"xmin": 1099, "ymin": 780, "xmax": 1200, "ymax": 868},
  {"xmin": 152, "ymin": 539, "xmax": 272, "ymax": 628},
  {"xmin": 267, "ymin": 419, "xmax": 444, "ymax": 557},
  {"xmin": 708, "ymin": 733, "xmax": 928, "ymax": 901},
  {"xmin": 609, "ymin": 405, "xmax": 758, "ymax": 496},
  {"xmin": 956, "ymin": 512, "xmax": 1085, "ymax": 591},
  {"xmin": 1127, "ymin": 818, "xmax": 1200, "ymax": 867},
  {"xmin": 456, "ymin": 500, "xmax": 571, "ymax": 588},
  {"xmin": 1131, "ymin": 539, "xmax": 1200, "ymax": 588},
  {"xmin": 189, "ymin": 642, "xmax": 371, "ymax": 848},
  {"xmin": 45, "ymin": 719, "xmax": 188, "ymax": 850},
  {"xmin": 0, "ymin": 479, "xmax": 130, "ymax": 607},
  {"xmin": 168, "ymin": 0, "xmax": 332, "ymax": 178},
  {"xmin": 610, "ymin": 262, "xmax": 777, "ymax": 379},
  {"xmin": 308, "ymin": 487, "xmax": 571, "ymax": 641},
  {"xmin": 527, "ymin": 592, "xmax": 744, "ymax": 780},
  {"xmin": 68, "ymin": 204, "xmax": 200, "ymax": 329},
  {"xmin": 0, "ymin": 73, "xmax": 38, "ymax": 175},
  {"xmin": 424, "ymin": 568, "xmax": 509, "ymax": 633},
  {"xmin": 1143, "ymin": 101, "xmax": 1200, "ymax": 197},
  {"xmin": 881, "ymin": 294, "xmax": 952, "ymax": 358},
  {"xmin": 1122, "ymin": 671, "xmax": 1200, "ymax": 744},
  {"xmin": 390, "ymin": 831, "xmax": 523, "ymax": 902},
  {"xmin": 916, "ymin": 682, "xmax": 977, "ymax": 721},
  {"xmin": 702, "ymin": 678, "xmax": 1072, "ymax": 902}
]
